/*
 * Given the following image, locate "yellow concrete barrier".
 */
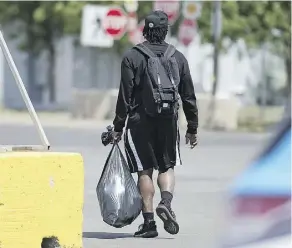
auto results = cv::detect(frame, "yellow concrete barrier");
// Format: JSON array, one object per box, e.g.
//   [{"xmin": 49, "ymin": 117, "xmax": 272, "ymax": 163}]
[{"xmin": 0, "ymin": 152, "xmax": 84, "ymax": 248}]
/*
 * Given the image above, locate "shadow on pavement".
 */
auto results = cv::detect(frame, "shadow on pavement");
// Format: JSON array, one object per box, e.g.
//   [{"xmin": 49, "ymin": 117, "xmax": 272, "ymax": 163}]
[
  {"xmin": 82, "ymin": 232, "xmax": 174, "ymax": 240},
  {"xmin": 83, "ymin": 232, "xmax": 133, "ymax": 239}
]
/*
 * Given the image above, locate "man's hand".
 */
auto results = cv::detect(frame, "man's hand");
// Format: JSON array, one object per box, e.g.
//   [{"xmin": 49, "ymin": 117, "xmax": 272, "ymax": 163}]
[
  {"xmin": 111, "ymin": 131, "xmax": 123, "ymax": 143},
  {"xmin": 185, "ymin": 133, "xmax": 198, "ymax": 149}
]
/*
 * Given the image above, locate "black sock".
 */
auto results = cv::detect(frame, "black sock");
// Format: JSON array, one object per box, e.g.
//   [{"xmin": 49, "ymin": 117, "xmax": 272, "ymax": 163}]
[
  {"xmin": 161, "ymin": 191, "xmax": 173, "ymax": 206},
  {"xmin": 143, "ymin": 212, "xmax": 154, "ymax": 223}
]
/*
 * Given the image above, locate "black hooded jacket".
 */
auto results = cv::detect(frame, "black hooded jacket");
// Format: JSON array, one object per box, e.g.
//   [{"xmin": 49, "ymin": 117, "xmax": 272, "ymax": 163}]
[{"xmin": 113, "ymin": 41, "xmax": 198, "ymax": 134}]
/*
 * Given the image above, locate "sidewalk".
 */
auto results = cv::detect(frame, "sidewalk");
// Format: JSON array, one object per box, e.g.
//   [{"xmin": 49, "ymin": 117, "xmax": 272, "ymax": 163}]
[
  {"xmin": 0, "ymin": 110, "xmax": 271, "ymax": 138},
  {"xmin": 0, "ymin": 110, "xmax": 111, "ymax": 129}
]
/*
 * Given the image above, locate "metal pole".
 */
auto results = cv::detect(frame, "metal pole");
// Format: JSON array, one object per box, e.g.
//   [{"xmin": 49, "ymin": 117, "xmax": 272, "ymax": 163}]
[
  {"xmin": 0, "ymin": 30, "xmax": 50, "ymax": 150},
  {"xmin": 211, "ymin": 0, "xmax": 222, "ymax": 96},
  {"xmin": 206, "ymin": 1, "xmax": 222, "ymax": 129},
  {"xmin": 259, "ymin": 43, "xmax": 267, "ymax": 125}
]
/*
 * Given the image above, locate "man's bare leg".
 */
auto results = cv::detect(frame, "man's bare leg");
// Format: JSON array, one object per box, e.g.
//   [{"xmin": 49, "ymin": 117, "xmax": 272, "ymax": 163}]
[
  {"xmin": 138, "ymin": 168, "xmax": 155, "ymax": 215},
  {"xmin": 157, "ymin": 167, "xmax": 175, "ymax": 211},
  {"xmin": 134, "ymin": 168, "xmax": 158, "ymax": 238},
  {"xmin": 156, "ymin": 167, "xmax": 179, "ymax": 235},
  {"xmin": 157, "ymin": 167, "xmax": 175, "ymax": 194}
]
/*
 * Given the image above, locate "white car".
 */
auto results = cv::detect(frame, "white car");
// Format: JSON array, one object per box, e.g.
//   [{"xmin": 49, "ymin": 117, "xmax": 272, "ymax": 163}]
[{"xmin": 220, "ymin": 116, "xmax": 291, "ymax": 248}]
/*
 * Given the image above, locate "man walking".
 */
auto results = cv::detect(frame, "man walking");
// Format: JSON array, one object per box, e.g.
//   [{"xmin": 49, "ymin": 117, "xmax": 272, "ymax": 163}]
[{"xmin": 112, "ymin": 10, "xmax": 198, "ymax": 238}]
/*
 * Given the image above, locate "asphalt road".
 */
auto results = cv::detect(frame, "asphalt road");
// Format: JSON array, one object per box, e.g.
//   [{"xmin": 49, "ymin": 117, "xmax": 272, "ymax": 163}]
[{"xmin": 0, "ymin": 124, "xmax": 271, "ymax": 248}]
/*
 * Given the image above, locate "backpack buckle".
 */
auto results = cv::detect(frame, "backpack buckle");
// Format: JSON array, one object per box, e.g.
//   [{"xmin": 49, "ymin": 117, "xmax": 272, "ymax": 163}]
[{"xmin": 157, "ymin": 106, "xmax": 162, "ymax": 113}]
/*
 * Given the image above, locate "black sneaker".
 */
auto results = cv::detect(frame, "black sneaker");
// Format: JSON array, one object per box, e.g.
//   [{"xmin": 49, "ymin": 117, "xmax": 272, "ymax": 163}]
[
  {"xmin": 156, "ymin": 201, "xmax": 179, "ymax": 235},
  {"xmin": 134, "ymin": 221, "xmax": 158, "ymax": 238}
]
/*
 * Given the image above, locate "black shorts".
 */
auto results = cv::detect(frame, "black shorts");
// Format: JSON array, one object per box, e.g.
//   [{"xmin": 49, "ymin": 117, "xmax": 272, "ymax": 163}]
[{"xmin": 124, "ymin": 112, "xmax": 181, "ymax": 173}]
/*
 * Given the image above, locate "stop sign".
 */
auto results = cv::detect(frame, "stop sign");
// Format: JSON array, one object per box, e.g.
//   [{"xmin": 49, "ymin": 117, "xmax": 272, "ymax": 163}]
[
  {"xmin": 178, "ymin": 19, "xmax": 197, "ymax": 46},
  {"xmin": 153, "ymin": 0, "xmax": 180, "ymax": 25},
  {"xmin": 103, "ymin": 7, "xmax": 127, "ymax": 40}
]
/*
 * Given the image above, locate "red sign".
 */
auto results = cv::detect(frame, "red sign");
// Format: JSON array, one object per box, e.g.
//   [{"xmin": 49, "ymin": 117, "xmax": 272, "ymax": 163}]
[
  {"xmin": 178, "ymin": 19, "xmax": 197, "ymax": 46},
  {"xmin": 153, "ymin": 0, "xmax": 180, "ymax": 25},
  {"xmin": 129, "ymin": 20, "xmax": 145, "ymax": 45},
  {"xmin": 103, "ymin": 7, "xmax": 127, "ymax": 39}
]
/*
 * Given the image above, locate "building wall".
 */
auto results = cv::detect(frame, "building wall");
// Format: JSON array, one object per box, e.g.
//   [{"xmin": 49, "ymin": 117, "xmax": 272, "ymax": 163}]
[{"xmin": 0, "ymin": 28, "xmax": 286, "ymax": 110}]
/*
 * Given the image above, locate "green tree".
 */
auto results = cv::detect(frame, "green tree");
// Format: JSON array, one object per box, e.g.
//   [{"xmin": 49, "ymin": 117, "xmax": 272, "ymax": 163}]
[
  {"xmin": 0, "ymin": 1, "xmax": 86, "ymax": 103},
  {"xmin": 243, "ymin": 1, "xmax": 291, "ymax": 97},
  {"xmin": 0, "ymin": 0, "xmax": 136, "ymax": 102},
  {"xmin": 196, "ymin": 1, "xmax": 291, "ymax": 98},
  {"xmin": 32, "ymin": 1, "xmax": 86, "ymax": 102},
  {"xmin": 0, "ymin": 1, "xmax": 43, "ymax": 102},
  {"xmin": 0, "ymin": 1, "xmax": 289, "ymax": 103}
]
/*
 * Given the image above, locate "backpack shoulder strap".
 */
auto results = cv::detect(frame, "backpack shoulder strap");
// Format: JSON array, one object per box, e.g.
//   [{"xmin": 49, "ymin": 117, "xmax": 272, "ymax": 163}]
[
  {"xmin": 164, "ymin": 44, "xmax": 176, "ymax": 59},
  {"xmin": 134, "ymin": 43, "xmax": 157, "ymax": 58}
]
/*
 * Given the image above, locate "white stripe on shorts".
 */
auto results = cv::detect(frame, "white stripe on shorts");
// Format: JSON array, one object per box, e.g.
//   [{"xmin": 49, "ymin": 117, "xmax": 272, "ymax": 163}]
[
  {"xmin": 176, "ymin": 141, "xmax": 182, "ymax": 166},
  {"xmin": 127, "ymin": 129, "xmax": 144, "ymax": 171},
  {"xmin": 176, "ymin": 123, "xmax": 182, "ymax": 166}
]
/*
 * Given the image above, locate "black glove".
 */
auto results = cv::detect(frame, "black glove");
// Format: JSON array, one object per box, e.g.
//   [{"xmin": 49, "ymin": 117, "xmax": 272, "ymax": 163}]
[
  {"xmin": 101, "ymin": 126, "xmax": 123, "ymax": 146},
  {"xmin": 185, "ymin": 133, "xmax": 198, "ymax": 149}
]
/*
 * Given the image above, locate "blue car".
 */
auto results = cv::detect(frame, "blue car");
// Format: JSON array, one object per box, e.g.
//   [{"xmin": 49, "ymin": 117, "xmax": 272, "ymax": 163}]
[{"xmin": 221, "ymin": 114, "xmax": 291, "ymax": 248}]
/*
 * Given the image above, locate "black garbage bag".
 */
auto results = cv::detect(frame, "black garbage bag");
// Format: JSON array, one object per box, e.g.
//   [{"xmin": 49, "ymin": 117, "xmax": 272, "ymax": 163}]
[{"xmin": 96, "ymin": 143, "xmax": 142, "ymax": 228}]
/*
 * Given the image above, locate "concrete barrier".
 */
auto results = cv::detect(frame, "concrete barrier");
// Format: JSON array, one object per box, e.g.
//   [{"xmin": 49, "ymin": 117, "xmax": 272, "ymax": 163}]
[
  {"xmin": 70, "ymin": 89, "xmax": 106, "ymax": 119},
  {"xmin": 179, "ymin": 94, "xmax": 240, "ymax": 130},
  {"xmin": 71, "ymin": 89, "xmax": 119, "ymax": 120},
  {"xmin": 71, "ymin": 89, "xmax": 240, "ymax": 130},
  {"xmin": 0, "ymin": 152, "xmax": 84, "ymax": 248}
]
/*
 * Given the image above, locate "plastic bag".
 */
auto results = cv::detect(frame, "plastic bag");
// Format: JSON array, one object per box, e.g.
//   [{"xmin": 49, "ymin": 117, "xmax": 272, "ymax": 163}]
[{"xmin": 96, "ymin": 143, "xmax": 142, "ymax": 228}]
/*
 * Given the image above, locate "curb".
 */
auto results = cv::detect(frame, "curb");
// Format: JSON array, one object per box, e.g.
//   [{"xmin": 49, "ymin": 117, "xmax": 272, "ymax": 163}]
[{"xmin": 0, "ymin": 112, "xmax": 111, "ymax": 129}]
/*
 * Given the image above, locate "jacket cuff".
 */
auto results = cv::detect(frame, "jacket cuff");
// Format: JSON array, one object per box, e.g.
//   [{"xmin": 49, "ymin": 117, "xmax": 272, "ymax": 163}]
[
  {"xmin": 187, "ymin": 127, "xmax": 197, "ymax": 134},
  {"xmin": 114, "ymin": 126, "xmax": 123, "ymax": 132}
]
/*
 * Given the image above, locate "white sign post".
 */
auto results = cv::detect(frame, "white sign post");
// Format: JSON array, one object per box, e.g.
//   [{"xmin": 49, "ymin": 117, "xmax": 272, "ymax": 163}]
[
  {"xmin": 127, "ymin": 12, "xmax": 138, "ymax": 33},
  {"xmin": 80, "ymin": 5, "xmax": 114, "ymax": 48},
  {"xmin": 178, "ymin": 19, "xmax": 197, "ymax": 47},
  {"xmin": 0, "ymin": 30, "xmax": 50, "ymax": 151},
  {"xmin": 129, "ymin": 20, "xmax": 145, "ymax": 45},
  {"xmin": 182, "ymin": 1, "xmax": 202, "ymax": 20}
]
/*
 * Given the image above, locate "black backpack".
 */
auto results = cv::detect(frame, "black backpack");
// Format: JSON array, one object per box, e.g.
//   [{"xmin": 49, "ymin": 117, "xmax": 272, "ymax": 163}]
[{"xmin": 134, "ymin": 43, "xmax": 180, "ymax": 117}]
